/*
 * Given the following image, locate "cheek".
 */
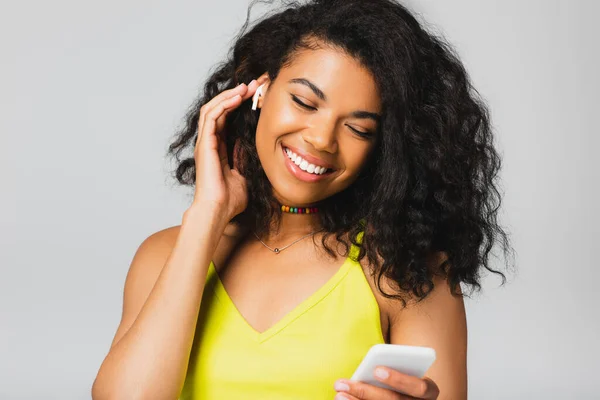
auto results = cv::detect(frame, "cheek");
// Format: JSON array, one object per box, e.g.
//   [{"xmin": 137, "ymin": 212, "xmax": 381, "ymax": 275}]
[
  {"xmin": 339, "ymin": 140, "xmax": 374, "ymax": 178},
  {"xmin": 258, "ymin": 94, "xmax": 304, "ymax": 141},
  {"xmin": 254, "ymin": 104, "xmax": 299, "ymax": 167}
]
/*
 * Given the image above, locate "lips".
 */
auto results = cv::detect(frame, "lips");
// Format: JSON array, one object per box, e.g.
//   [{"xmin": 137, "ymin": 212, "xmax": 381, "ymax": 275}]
[
  {"xmin": 280, "ymin": 144, "xmax": 335, "ymax": 182},
  {"xmin": 284, "ymin": 148, "xmax": 330, "ymax": 175},
  {"xmin": 283, "ymin": 144, "xmax": 336, "ymax": 171}
]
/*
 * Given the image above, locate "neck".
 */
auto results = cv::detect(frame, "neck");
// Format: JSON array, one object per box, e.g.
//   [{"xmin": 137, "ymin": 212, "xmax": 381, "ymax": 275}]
[{"xmin": 261, "ymin": 207, "xmax": 324, "ymax": 242}]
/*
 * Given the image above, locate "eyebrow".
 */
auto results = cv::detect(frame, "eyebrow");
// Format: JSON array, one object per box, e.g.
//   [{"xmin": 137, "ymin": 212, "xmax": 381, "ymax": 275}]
[{"xmin": 288, "ymin": 78, "xmax": 382, "ymax": 123}]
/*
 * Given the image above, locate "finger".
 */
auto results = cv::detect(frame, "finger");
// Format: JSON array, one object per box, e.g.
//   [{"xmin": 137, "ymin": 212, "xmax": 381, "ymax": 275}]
[
  {"xmin": 373, "ymin": 367, "xmax": 439, "ymax": 399},
  {"xmin": 198, "ymin": 77, "xmax": 267, "ymax": 146},
  {"xmin": 334, "ymin": 379, "xmax": 405, "ymax": 400},
  {"xmin": 334, "ymin": 393, "xmax": 414, "ymax": 400},
  {"xmin": 214, "ymin": 103, "xmax": 237, "ymax": 138},
  {"xmin": 240, "ymin": 78, "xmax": 261, "ymax": 101},
  {"xmin": 334, "ymin": 393, "xmax": 360, "ymax": 400},
  {"xmin": 202, "ymin": 83, "xmax": 248, "ymax": 120},
  {"xmin": 214, "ymin": 77, "xmax": 265, "ymax": 134},
  {"xmin": 196, "ymin": 83, "xmax": 248, "ymax": 146},
  {"xmin": 197, "ymin": 94, "xmax": 242, "ymax": 153},
  {"xmin": 207, "ymin": 78, "xmax": 266, "ymax": 165},
  {"xmin": 198, "ymin": 77, "xmax": 264, "ymax": 133},
  {"xmin": 201, "ymin": 95, "xmax": 244, "ymax": 174}
]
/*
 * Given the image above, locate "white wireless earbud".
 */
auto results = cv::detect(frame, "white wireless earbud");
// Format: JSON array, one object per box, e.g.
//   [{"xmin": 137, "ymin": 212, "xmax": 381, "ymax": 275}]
[{"xmin": 251, "ymin": 84, "xmax": 265, "ymax": 111}]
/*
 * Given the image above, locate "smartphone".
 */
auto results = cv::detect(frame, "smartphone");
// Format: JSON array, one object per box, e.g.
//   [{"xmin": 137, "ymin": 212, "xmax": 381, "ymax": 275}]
[{"xmin": 350, "ymin": 344, "xmax": 436, "ymax": 392}]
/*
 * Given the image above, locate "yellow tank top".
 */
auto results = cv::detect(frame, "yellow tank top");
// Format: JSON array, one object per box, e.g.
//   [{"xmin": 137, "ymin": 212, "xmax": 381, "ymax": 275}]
[{"xmin": 179, "ymin": 232, "xmax": 385, "ymax": 399}]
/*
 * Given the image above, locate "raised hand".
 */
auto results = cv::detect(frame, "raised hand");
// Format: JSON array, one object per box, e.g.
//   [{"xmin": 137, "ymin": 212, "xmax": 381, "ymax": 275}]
[{"xmin": 191, "ymin": 78, "xmax": 265, "ymax": 222}]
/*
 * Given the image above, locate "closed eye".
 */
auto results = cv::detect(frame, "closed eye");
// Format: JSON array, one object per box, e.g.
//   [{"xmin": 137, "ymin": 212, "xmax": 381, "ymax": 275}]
[
  {"xmin": 291, "ymin": 94, "xmax": 316, "ymax": 111},
  {"xmin": 291, "ymin": 94, "xmax": 374, "ymax": 139},
  {"xmin": 347, "ymin": 126, "xmax": 372, "ymax": 138}
]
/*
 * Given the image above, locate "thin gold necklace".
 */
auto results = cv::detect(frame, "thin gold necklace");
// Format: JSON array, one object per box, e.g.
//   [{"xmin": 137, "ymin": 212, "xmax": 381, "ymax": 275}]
[{"xmin": 253, "ymin": 229, "xmax": 324, "ymax": 254}]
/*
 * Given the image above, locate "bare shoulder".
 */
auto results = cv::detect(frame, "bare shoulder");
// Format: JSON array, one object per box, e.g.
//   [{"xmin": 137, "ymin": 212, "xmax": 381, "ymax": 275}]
[
  {"xmin": 134, "ymin": 225, "xmax": 182, "ymax": 263},
  {"xmin": 107, "ymin": 225, "xmax": 182, "ymax": 349},
  {"xmin": 108, "ymin": 222, "xmax": 245, "ymax": 349},
  {"xmin": 125, "ymin": 220, "xmax": 244, "ymax": 287},
  {"xmin": 124, "ymin": 225, "xmax": 183, "ymax": 304},
  {"xmin": 356, "ymin": 256, "xmax": 398, "ymax": 336},
  {"xmin": 357, "ymin": 251, "xmax": 455, "ymax": 335}
]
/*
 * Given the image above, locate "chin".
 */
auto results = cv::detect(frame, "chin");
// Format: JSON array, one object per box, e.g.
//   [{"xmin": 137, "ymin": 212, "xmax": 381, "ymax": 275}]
[{"xmin": 271, "ymin": 189, "xmax": 326, "ymax": 208}]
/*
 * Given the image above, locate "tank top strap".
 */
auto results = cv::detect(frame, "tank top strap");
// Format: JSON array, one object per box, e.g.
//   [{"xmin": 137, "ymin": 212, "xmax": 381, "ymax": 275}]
[{"xmin": 348, "ymin": 229, "xmax": 365, "ymax": 261}]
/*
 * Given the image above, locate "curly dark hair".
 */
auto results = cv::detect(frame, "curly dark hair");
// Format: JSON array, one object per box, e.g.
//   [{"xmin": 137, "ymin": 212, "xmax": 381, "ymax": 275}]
[{"xmin": 167, "ymin": 0, "xmax": 515, "ymax": 307}]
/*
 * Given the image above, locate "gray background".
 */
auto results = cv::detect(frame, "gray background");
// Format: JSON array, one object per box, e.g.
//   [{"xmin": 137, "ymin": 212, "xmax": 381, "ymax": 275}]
[{"xmin": 1, "ymin": 0, "xmax": 598, "ymax": 398}]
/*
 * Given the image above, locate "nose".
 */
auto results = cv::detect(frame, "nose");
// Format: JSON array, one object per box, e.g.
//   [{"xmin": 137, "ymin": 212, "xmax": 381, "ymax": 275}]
[{"xmin": 301, "ymin": 120, "xmax": 338, "ymax": 154}]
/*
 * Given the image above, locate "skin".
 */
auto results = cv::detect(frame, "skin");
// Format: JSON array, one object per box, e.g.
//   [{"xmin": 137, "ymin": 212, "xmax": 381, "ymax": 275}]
[{"xmin": 100, "ymin": 44, "xmax": 467, "ymax": 399}]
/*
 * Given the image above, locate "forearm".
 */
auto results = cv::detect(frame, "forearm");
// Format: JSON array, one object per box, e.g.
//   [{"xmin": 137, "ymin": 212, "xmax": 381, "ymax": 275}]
[{"xmin": 92, "ymin": 207, "xmax": 228, "ymax": 400}]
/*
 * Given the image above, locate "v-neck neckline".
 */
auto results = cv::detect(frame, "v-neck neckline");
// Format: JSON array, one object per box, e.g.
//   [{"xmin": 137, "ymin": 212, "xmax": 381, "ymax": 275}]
[{"xmin": 209, "ymin": 256, "xmax": 353, "ymax": 344}]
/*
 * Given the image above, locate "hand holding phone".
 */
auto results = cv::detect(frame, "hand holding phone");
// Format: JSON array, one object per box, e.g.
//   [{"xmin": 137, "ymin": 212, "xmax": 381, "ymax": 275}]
[{"xmin": 350, "ymin": 344, "xmax": 436, "ymax": 393}]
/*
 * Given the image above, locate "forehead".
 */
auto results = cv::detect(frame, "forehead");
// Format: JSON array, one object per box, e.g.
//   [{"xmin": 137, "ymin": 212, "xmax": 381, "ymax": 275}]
[{"xmin": 279, "ymin": 46, "xmax": 381, "ymax": 112}]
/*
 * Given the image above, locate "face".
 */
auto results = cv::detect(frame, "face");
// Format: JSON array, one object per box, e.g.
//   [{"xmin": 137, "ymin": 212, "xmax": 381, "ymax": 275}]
[{"xmin": 254, "ymin": 45, "xmax": 382, "ymax": 207}]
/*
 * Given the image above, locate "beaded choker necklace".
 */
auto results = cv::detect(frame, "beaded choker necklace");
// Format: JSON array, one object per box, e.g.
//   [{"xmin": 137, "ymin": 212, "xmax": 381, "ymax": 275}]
[{"xmin": 280, "ymin": 205, "xmax": 318, "ymax": 214}]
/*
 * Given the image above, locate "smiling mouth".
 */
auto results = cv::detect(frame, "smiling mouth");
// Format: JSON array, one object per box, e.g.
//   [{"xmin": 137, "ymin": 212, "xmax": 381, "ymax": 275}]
[{"xmin": 282, "ymin": 146, "xmax": 335, "ymax": 175}]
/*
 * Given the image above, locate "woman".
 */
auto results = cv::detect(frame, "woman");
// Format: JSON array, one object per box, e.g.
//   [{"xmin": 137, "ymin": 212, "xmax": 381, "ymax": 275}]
[{"xmin": 92, "ymin": 0, "xmax": 512, "ymax": 399}]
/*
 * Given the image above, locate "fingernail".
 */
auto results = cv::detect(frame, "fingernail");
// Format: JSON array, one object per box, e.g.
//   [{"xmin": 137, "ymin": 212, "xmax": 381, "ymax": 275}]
[
  {"xmin": 334, "ymin": 394, "xmax": 349, "ymax": 400},
  {"xmin": 248, "ymin": 79, "xmax": 257, "ymax": 86},
  {"xmin": 334, "ymin": 380, "xmax": 350, "ymax": 391},
  {"xmin": 374, "ymin": 367, "xmax": 389, "ymax": 380}
]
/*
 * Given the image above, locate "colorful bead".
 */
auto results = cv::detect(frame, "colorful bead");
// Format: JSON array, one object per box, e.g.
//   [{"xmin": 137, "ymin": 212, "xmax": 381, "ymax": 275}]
[{"xmin": 279, "ymin": 205, "xmax": 318, "ymax": 214}]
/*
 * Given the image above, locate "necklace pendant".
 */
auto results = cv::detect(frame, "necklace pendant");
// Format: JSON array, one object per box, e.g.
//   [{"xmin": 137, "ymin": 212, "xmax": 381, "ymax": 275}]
[{"xmin": 274, "ymin": 248, "xmax": 280, "ymax": 254}]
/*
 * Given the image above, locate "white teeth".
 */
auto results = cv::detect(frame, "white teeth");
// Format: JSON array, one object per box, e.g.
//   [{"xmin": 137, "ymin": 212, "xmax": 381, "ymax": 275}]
[{"xmin": 284, "ymin": 147, "xmax": 329, "ymax": 175}]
